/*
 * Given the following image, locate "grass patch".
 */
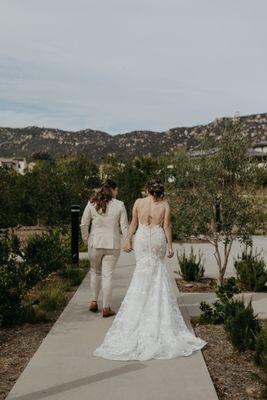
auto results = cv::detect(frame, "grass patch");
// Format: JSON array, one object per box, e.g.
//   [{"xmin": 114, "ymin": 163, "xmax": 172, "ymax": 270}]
[
  {"xmin": 58, "ymin": 263, "xmax": 89, "ymax": 287},
  {"xmin": 38, "ymin": 281, "xmax": 68, "ymax": 312}
]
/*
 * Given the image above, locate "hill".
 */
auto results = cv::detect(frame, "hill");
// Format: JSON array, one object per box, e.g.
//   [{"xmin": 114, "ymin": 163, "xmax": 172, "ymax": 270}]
[{"xmin": 0, "ymin": 113, "xmax": 266, "ymax": 162}]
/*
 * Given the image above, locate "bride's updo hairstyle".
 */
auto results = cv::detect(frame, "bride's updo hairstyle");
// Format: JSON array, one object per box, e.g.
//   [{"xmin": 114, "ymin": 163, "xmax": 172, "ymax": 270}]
[
  {"xmin": 90, "ymin": 179, "xmax": 117, "ymax": 214},
  {"xmin": 145, "ymin": 178, "xmax": 164, "ymax": 201}
]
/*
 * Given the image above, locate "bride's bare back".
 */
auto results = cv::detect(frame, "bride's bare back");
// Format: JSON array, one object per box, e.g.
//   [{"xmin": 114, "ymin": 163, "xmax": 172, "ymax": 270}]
[
  {"xmin": 135, "ymin": 196, "xmax": 167, "ymax": 227},
  {"xmin": 124, "ymin": 194, "xmax": 174, "ymax": 258}
]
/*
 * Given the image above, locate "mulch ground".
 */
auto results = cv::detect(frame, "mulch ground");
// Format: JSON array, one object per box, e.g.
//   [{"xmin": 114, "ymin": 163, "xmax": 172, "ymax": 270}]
[
  {"xmin": 175, "ymin": 276, "xmax": 218, "ymax": 292},
  {"xmin": 0, "ymin": 321, "xmax": 54, "ymax": 400},
  {"xmin": 4, "ymin": 226, "xmax": 49, "ymax": 247},
  {"xmin": 194, "ymin": 323, "xmax": 267, "ymax": 400}
]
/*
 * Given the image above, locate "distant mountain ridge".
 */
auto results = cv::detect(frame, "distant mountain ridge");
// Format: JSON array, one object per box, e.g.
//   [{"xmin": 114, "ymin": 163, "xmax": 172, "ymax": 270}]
[{"xmin": 0, "ymin": 113, "xmax": 266, "ymax": 162}]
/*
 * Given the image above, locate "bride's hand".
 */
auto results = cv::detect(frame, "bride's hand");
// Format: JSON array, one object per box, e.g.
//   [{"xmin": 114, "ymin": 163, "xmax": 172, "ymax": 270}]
[
  {"xmin": 167, "ymin": 247, "xmax": 174, "ymax": 258},
  {"xmin": 123, "ymin": 240, "xmax": 133, "ymax": 253}
]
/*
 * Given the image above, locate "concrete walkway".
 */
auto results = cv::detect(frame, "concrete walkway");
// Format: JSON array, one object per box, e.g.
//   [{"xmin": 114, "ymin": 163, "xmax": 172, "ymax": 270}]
[
  {"xmin": 177, "ymin": 291, "xmax": 267, "ymax": 319},
  {"xmin": 7, "ymin": 250, "xmax": 218, "ymax": 400}
]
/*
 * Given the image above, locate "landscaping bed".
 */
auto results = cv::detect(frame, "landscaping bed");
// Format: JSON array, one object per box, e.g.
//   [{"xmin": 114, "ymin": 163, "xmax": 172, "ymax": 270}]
[
  {"xmin": 194, "ymin": 322, "xmax": 267, "ymax": 400},
  {"xmin": 0, "ymin": 269, "xmax": 89, "ymax": 400},
  {"xmin": 0, "ymin": 226, "xmax": 90, "ymax": 400},
  {"xmin": 1, "ymin": 318, "xmax": 55, "ymax": 400},
  {"xmin": 6, "ymin": 226, "xmax": 49, "ymax": 247},
  {"xmin": 175, "ymin": 276, "xmax": 218, "ymax": 292}
]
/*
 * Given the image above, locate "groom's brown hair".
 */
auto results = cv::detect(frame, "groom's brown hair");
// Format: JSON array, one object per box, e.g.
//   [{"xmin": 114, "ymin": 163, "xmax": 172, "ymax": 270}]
[{"xmin": 90, "ymin": 180, "xmax": 117, "ymax": 214}]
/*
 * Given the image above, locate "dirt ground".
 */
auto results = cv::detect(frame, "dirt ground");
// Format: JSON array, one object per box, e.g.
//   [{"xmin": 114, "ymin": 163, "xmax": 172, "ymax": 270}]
[
  {"xmin": 194, "ymin": 323, "xmax": 267, "ymax": 400},
  {"xmin": 4, "ymin": 225, "xmax": 49, "ymax": 246},
  {"xmin": 175, "ymin": 277, "xmax": 218, "ymax": 292}
]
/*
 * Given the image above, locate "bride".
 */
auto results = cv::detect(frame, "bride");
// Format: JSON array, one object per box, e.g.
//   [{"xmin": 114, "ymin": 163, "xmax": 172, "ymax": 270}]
[{"xmin": 93, "ymin": 178, "xmax": 207, "ymax": 361}]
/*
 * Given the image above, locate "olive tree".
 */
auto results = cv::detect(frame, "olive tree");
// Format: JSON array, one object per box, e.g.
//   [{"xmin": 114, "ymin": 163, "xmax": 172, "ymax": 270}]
[{"xmin": 169, "ymin": 118, "xmax": 264, "ymax": 284}]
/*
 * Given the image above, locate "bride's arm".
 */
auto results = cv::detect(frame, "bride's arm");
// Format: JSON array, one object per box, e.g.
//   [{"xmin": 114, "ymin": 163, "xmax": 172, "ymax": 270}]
[
  {"xmin": 163, "ymin": 201, "xmax": 174, "ymax": 258},
  {"xmin": 123, "ymin": 199, "xmax": 139, "ymax": 253}
]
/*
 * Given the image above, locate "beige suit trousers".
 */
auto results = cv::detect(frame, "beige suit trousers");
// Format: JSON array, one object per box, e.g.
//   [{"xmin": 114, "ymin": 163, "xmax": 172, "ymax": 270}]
[{"xmin": 88, "ymin": 247, "xmax": 120, "ymax": 308}]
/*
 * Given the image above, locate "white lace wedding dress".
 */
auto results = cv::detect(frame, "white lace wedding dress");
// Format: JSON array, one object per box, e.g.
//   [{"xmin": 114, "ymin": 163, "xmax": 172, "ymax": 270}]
[{"xmin": 93, "ymin": 223, "xmax": 207, "ymax": 361}]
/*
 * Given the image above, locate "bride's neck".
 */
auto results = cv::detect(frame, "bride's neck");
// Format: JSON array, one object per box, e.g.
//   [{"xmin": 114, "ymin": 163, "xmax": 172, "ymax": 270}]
[{"xmin": 147, "ymin": 193, "xmax": 158, "ymax": 202}]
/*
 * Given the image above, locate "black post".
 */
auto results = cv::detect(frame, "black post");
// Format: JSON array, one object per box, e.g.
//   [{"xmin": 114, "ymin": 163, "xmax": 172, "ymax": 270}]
[{"xmin": 71, "ymin": 204, "xmax": 80, "ymax": 266}]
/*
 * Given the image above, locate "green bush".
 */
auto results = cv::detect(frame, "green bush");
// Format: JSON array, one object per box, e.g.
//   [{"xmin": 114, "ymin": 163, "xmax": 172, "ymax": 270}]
[
  {"xmin": 216, "ymin": 276, "xmax": 241, "ymax": 303},
  {"xmin": 254, "ymin": 329, "xmax": 267, "ymax": 372},
  {"xmin": 39, "ymin": 281, "xmax": 67, "ymax": 311},
  {"xmin": 234, "ymin": 247, "xmax": 267, "ymax": 291},
  {"xmin": 0, "ymin": 231, "xmax": 12, "ymax": 263},
  {"xmin": 19, "ymin": 303, "xmax": 50, "ymax": 323},
  {"xmin": 22, "ymin": 229, "xmax": 71, "ymax": 280},
  {"xmin": 0, "ymin": 229, "xmax": 71, "ymax": 325},
  {"xmin": 0, "ymin": 230, "xmax": 23, "ymax": 261},
  {"xmin": 9, "ymin": 232, "xmax": 23, "ymax": 257},
  {"xmin": 188, "ymin": 274, "xmax": 262, "ymax": 353},
  {"xmin": 79, "ymin": 259, "xmax": 90, "ymax": 269},
  {"xmin": 177, "ymin": 246, "xmax": 205, "ymax": 282},
  {"xmin": 20, "ymin": 263, "xmax": 44, "ymax": 290},
  {"xmin": 0, "ymin": 256, "xmax": 26, "ymax": 325},
  {"xmin": 199, "ymin": 277, "xmax": 241, "ymax": 324},
  {"xmin": 224, "ymin": 297, "xmax": 261, "ymax": 351},
  {"xmin": 0, "ymin": 232, "xmax": 25, "ymax": 324}
]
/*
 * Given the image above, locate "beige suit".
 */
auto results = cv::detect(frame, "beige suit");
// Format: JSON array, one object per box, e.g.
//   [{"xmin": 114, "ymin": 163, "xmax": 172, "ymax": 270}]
[{"xmin": 80, "ymin": 198, "xmax": 129, "ymax": 308}]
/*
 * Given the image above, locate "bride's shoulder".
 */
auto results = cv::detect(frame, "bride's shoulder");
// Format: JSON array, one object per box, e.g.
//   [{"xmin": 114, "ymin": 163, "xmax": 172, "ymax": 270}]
[
  {"xmin": 162, "ymin": 198, "xmax": 170, "ymax": 209},
  {"xmin": 133, "ymin": 198, "xmax": 142, "ymax": 207},
  {"xmin": 133, "ymin": 197, "xmax": 147, "ymax": 209}
]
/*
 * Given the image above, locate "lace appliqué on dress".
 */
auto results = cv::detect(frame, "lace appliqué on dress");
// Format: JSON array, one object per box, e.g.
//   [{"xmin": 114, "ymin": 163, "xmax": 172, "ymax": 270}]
[{"xmin": 93, "ymin": 224, "xmax": 207, "ymax": 361}]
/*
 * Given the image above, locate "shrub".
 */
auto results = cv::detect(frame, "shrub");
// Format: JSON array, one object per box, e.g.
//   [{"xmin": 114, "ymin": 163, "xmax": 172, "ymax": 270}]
[
  {"xmin": 20, "ymin": 263, "xmax": 44, "ymax": 290},
  {"xmin": 234, "ymin": 247, "xmax": 267, "ymax": 291},
  {"xmin": 199, "ymin": 277, "xmax": 241, "ymax": 324},
  {"xmin": 0, "ymin": 256, "xmax": 26, "ymax": 325},
  {"xmin": 0, "ymin": 231, "xmax": 22, "ymax": 263},
  {"xmin": 216, "ymin": 276, "xmax": 241, "ymax": 303},
  {"xmin": 22, "ymin": 229, "xmax": 71, "ymax": 279},
  {"xmin": 224, "ymin": 297, "xmax": 261, "ymax": 351},
  {"xmin": 9, "ymin": 232, "xmax": 23, "ymax": 257},
  {"xmin": 19, "ymin": 292, "xmax": 50, "ymax": 323},
  {"xmin": 254, "ymin": 329, "xmax": 267, "ymax": 372},
  {"xmin": 79, "ymin": 259, "xmax": 90, "ymax": 269},
  {"xmin": 0, "ymin": 230, "xmax": 12, "ymax": 264},
  {"xmin": 177, "ymin": 246, "xmax": 205, "ymax": 282},
  {"xmin": 0, "ymin": 229, "xmax": 71, "ymax": 325},
  {"xmin": 19, "ymin": 303, "xmax": 50, "ymax": 323},
  {"xmin": 39, "ymin": 281, "xmax": 67, "ymax": 311},
  {"xmin": 0, "ymin": 232, "xmax": 26, "ymax": 324}
]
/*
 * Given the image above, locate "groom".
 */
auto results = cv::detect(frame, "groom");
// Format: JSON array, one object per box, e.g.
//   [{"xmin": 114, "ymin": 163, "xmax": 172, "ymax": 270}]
[{"xmin": 80, "ymin": 180, "xmax": 129, "ymax": 317}]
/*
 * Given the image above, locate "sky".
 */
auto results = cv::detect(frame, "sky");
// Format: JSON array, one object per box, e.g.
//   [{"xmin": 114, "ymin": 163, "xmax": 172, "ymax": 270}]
[{"xmin": 0, "ymin": 0, "xmax": 266, "ymax": 134}]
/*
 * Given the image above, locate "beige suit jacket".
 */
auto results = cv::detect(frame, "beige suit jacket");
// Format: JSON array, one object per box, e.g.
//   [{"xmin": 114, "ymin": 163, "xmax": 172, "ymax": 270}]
[{"xmin": 80, "ymin": 198, "xmax": 129, "ymax": 249}]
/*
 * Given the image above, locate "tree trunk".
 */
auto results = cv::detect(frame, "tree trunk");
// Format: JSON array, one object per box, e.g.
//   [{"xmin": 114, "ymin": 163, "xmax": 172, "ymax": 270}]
[{"xmin": 211, "ymin": 235, "xmax": 234, "ymax": 285}]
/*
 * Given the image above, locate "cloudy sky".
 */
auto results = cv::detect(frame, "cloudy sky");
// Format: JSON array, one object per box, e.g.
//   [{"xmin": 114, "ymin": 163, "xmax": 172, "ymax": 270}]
[{"xmin": 0, "ymin": 0, "xmax": 266, "ymax": 134}]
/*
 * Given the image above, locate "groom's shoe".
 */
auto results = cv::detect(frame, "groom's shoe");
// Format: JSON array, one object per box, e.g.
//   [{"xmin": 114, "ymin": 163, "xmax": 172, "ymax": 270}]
[
  {"xmin": 102, "ymin": 307, "xmax": 116, "ymax": 318},
  {"xmin": 89, "ymin": 301, "xmax": 98, "ymax": 313}
]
